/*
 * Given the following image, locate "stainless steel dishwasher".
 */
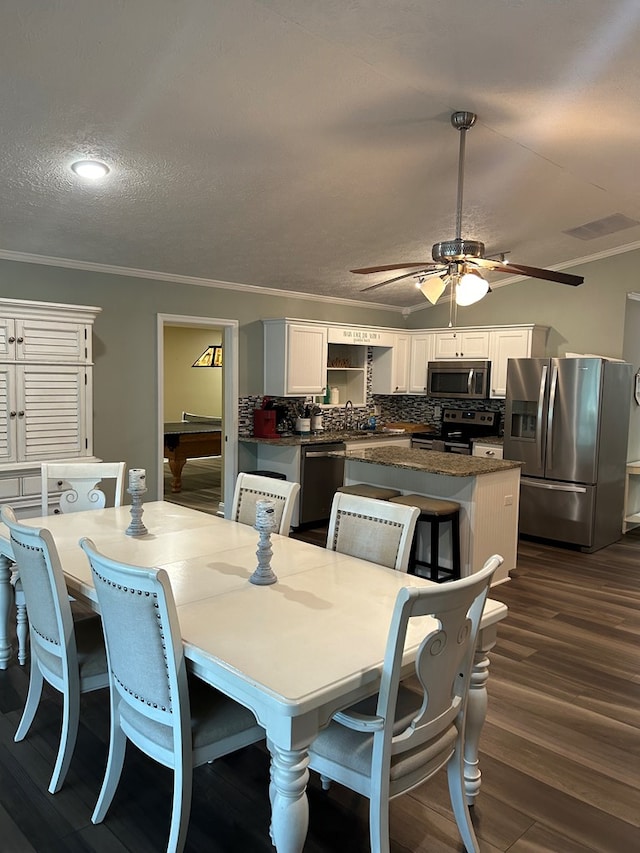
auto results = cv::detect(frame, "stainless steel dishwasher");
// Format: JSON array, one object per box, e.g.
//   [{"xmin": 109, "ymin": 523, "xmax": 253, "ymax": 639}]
[{"xmin": 299, "ymin": 443, "xmax": 346, "ymax": 525}]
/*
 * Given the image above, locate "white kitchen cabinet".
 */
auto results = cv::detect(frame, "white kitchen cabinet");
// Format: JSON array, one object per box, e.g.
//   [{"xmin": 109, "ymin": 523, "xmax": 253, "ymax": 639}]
[
  {"xmin": 472, "ymin": 441, "xmax": 504, "ymax": 460},
  {"xmin": 408, "ymin": 332, "xmax": 435, "ymax": 393},
  {"xmin": 263, "ymin": 320, "xmax": 328, "ymax": 397},
  {"xmin": 434, "ymin": 329, "xmax": 489, "ymax": 360},
  {"xmin": 0, "ymin": 298, "xmax": 101, "ymax": 518},
  {"xmin": 371, "ymin": 333, "xmax": 410, "ymax": 394},
  {"xmin": 488, "ymin": 325, "xmax": 548, "ymax": 398}
]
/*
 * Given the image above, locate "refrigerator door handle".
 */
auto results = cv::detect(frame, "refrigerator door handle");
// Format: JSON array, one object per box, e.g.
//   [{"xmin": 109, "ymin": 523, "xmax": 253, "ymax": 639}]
[
  {"xmin": 537, "ymin": 365, "xmax": 548, "ymax": 470},
  {"xmin": 467, "ymin": 369, "xmax": 474, "ymax": 395},
  {"xmin": 523, "ymin": 480, "xmax": 587, "ymax": 494},
  {"xmin": 547, "ymin": 362, "xmax": 559, "ymax": 470}
]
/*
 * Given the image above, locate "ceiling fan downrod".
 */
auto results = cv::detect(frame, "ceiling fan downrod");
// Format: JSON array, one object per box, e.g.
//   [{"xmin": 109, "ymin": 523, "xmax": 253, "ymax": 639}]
[{"xmin": 431, "ymin": 111, "xmax": 485, "ymax": 265}]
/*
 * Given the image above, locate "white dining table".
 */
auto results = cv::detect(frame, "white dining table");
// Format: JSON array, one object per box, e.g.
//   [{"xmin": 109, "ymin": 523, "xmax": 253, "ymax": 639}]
[{"xmin": 0, "ymin": 501, "xmax": 507, "ymax": 853}]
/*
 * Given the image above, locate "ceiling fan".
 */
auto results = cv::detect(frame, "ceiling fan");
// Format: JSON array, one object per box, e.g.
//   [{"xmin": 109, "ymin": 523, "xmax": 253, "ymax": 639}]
[{"xmin": 352, "ymin": 111, "xmax": 584, "ymax": 307}]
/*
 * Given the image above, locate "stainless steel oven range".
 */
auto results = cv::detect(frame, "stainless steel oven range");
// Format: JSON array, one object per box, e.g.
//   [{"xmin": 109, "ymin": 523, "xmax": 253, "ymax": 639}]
[{"xmin": 411, "ymin": 409, "xmax": 499, "ymax": 455}]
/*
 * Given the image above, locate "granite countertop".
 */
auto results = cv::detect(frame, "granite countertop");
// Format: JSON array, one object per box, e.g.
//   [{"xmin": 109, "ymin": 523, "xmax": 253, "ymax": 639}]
[
  {"xmin": 238, "ymin": 430, "xmax": 412, "ymax": 446},
  {"xmin": 471, "ymin": 435, "xmax": 504, "ymax": 446},
  {"xmin": 343, "ymin": 445, "xmax": 522, "ymax": 477}
]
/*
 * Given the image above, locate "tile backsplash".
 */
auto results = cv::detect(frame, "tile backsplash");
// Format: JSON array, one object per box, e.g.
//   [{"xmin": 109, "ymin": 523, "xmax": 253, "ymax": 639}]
[{"xmin": 239, "ymin": 394, "xmax": 504, "ymax": 435}]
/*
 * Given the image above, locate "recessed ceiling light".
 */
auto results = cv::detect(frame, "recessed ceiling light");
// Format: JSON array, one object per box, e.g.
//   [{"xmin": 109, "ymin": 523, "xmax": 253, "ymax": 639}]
[{"xmin": 70, "ymin": 160, "xmax": 110, "ymax": 179}]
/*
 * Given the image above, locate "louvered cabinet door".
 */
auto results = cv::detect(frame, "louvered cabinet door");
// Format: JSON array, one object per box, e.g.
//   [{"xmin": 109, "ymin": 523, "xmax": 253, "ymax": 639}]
[
  {"xmin": 18, "ymin": 364, "xmax": 89, "ymax": 462},
  {"xmin": 14, "ymin": 318, "xmax": 90, "ymax": 362},
  {"xmin": 0, "ymin": 365, "xmax": 17, "ymax": 464}
]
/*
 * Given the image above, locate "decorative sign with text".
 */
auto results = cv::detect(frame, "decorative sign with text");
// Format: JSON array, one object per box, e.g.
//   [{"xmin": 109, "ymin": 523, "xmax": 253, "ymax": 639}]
[{"xmin": 328, "ymin": 326, "xmax": 395, "ymax": 347}]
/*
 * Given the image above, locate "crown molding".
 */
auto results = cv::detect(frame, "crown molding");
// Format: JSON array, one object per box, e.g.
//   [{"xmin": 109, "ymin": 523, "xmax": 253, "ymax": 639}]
[
  {"xmin": 0, "ymin": 248, "xmax": 406, "ymax": 314},
  {"xmin": 2, "ymin": 238, "xmax": 640, "ymax": 316}
]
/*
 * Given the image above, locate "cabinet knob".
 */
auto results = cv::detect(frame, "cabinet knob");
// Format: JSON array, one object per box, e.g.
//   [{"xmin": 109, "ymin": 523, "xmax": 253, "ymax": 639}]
[
  {"xmin": 17, "ymin": 411, "xmax": 25, "ymax": 417},
  {"xmin": 8, "ymin": 336, "xmax": 15, "ymax": 343},
  {"xmin": 16, "ymin": 337, "xmax": 24, "ymax": 344},
  {"xmin": 9, "ymin": 411, "xmax": 17, "ymax": 418},
  {"xmin": 57, "ymin": 480, "xmax": 64, "ymax": 487},
  {"xmin": 486, "ymin": 450, "xmax": 495, "ymax": 456}
]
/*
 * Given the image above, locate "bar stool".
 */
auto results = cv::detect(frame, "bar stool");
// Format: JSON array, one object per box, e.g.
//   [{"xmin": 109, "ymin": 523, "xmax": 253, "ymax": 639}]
[
  {"xmin": 337, "ymin": 484, "xmax": 401, "ymax": 501},
  {"xmin": 388, "ymin": 494, "xmax": 461, "ymax": 582}
]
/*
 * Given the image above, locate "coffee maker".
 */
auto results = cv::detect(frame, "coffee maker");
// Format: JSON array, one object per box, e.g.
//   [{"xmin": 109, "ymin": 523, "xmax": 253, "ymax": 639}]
[{"xmin": 253, "ymin": 408, "xmax": 278, "ymax": 438}]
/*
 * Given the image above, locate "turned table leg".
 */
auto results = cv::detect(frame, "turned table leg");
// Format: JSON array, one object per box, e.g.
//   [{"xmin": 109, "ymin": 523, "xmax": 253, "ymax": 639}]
[
  {"xmin": 464, "ymin": 622, "xmax": 499, "ymax": 805},
  {"xmin": 0, "ymin": 554, "xmax": 14, "ymax": 669}
]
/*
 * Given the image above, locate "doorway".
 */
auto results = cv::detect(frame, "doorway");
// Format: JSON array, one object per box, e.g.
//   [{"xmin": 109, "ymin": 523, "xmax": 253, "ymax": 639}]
[{"xmin": 156, "ymin": 314, "xmax": 239, "ymax": 517}]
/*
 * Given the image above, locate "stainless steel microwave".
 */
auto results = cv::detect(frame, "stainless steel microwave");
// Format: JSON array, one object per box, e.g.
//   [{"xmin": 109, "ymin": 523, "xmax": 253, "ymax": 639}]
[{"xmin": 426, "ymin": 360, "xmax": 491, "ymax": 399}]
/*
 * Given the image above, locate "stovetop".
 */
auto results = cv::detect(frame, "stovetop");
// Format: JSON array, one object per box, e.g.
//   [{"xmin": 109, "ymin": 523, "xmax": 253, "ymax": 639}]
[{"xmin": 413, "ymin": 409, "xmax": 499, "ymax": 444}]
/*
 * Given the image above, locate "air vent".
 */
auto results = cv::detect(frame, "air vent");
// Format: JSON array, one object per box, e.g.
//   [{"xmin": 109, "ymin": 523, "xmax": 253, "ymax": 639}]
[{"xmin": 564, "ymin": 213, "xmax": 640, "ymax": 241}]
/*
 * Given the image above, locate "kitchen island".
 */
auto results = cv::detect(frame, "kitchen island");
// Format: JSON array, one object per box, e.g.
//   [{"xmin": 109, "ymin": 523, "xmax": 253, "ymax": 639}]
[{"xmin": 342, "ymin": 446, "xmax": 522, "ymax": 585}]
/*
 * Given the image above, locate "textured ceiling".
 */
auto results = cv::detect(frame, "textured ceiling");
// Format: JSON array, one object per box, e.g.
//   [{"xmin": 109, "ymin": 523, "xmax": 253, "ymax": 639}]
[{"xmin": 2, "ymin": 0, "xmax": 640, "ymax": 310}]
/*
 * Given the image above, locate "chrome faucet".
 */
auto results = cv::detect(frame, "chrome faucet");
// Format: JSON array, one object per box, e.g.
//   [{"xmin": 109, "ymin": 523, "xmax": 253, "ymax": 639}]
[{"xmin": 343, "ymin": 400, "xmax": 354, "ymax": 431}]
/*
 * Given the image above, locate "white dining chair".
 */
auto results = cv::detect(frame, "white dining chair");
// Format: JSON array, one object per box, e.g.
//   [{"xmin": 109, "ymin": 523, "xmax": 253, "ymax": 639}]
[
  {"xmin": 41, "ymin": 461, "xmax": 127, "ymax": 516},
  {"xmin": 12, "ymin": 461, "xmax": 127, "ymax": 667},
  {"xmin": 231, "ymin": 473, "xmax": 300, "ymax": 536},
  {"xmin": 79, "ymin": 537, "xmax": 265, "ymax": 853},
  {"xmin": 308, "ymin": 554, "xmax": 503, "ymax": 853},
  {"xmin": 0, "ymin": 506, "xmax": 109, "ymax": 794},
  {"xmin": 325, "ymin": 492, "xmax": 420, "ymax": 572}
]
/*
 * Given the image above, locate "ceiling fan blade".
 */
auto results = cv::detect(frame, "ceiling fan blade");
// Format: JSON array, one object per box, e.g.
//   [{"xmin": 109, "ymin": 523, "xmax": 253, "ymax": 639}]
[
  {"xmin": 360, "ymin": 267, "xmax": 445, "ymax": 293},
  {"xmin": 351, "ymin": 262, "xmax": 435, "ymax": 274},
  {"xmin": 471, "ymin": 257, "xmax": 583, "ymax": 286},
  {"xmin": 360, "ymin": 269, "xmax": 431, "ymax": 292}
]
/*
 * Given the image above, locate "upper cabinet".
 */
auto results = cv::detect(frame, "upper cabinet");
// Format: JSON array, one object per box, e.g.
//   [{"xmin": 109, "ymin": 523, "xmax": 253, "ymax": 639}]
[
  {"xmin": 0, "ymin": 316, "xmax": 91, "ymax": 363},
  {"xmin": 488, "ymin": 325, "xmax": 548, "ymax": 398},
  {"xmin": 434, "ymin": 329, "xmax": 489, "ymax": 360},
  {"xmin": 262, "ymin": 319, "xmax": 548, "ymax": 401},
  {"xmin": 371, "ymin": 333, "xmax": 410, "ymax": 394},
  {"xmin": 263, "ymin": 320, "xmax": 328, "ymax": 397},
  {"xmin": 408, "ymin": 332, "xmax": 435, "ymax": 394}
]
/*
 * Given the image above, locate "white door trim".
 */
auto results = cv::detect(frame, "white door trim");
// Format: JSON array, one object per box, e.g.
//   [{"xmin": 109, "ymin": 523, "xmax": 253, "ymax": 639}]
[{"xmin": 157, "ymin": 313, "xmax": 239, "ymax": 516}]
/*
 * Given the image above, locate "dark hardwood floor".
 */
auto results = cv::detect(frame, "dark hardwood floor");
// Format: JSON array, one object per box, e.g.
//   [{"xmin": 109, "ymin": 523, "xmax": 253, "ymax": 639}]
[{"xmin": 1, "ymin": 520, "xmax": 638, "ymax": 851}]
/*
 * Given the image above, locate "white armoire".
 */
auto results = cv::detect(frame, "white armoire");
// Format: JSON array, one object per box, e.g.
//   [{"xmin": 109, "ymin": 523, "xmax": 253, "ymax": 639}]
[{"xmin": 0, "ymin": 297, "xmax": 101, "ymax": 517}]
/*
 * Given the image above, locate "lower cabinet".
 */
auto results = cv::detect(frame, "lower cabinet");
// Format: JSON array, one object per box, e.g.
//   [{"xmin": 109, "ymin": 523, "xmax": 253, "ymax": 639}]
[{"xmin": 472, "ymin": 442, "xmax": 504, "ymax": 460}]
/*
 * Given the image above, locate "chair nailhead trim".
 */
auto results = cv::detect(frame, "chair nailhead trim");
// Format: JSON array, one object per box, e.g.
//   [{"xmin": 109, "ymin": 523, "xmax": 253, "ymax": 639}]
[{"xmin": 332, "ymin": 510, "xmax": 402, "ymax": 556}]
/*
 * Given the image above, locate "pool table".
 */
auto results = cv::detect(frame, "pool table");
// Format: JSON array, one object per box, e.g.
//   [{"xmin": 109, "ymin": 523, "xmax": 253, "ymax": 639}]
[{"xmin": 164, "ymin": 421, "xmax": 222, "ymax": 492}]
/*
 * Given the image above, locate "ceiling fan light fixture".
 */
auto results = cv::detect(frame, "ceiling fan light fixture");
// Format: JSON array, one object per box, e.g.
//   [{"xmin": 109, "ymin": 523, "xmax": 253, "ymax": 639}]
[
  {"xmin": 455, "ymin": 270, "xmax": 489, "ymax": 306},
  {"xmin": 418, "ymin": 275, "xmax": 447, "ymax": 305}
]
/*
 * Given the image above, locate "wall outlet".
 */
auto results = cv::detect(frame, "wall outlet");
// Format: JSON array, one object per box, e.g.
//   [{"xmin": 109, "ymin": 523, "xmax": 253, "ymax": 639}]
[
  {"xmin": 504, "ymin": 495, "xmax": 513, "ymax": 506},
  {"xmin": 374, "ymin": 404, "xmax": 381, "ymax": 416},
  {"xmin": 434, "ymin": 405, "xmax": 442, "ymax": 419}
]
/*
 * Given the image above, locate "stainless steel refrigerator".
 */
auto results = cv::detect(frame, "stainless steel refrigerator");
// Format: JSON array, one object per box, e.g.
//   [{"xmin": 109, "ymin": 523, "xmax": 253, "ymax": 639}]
[{"xmin": 503, "ymin": 357, "xmax": 632, "ymax": 552}]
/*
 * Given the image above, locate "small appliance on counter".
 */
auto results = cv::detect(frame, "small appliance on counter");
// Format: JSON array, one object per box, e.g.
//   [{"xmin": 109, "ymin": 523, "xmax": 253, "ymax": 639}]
[{"xmin": 253, "ymin": 408, "xmax": 278, "ymax": 438}]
